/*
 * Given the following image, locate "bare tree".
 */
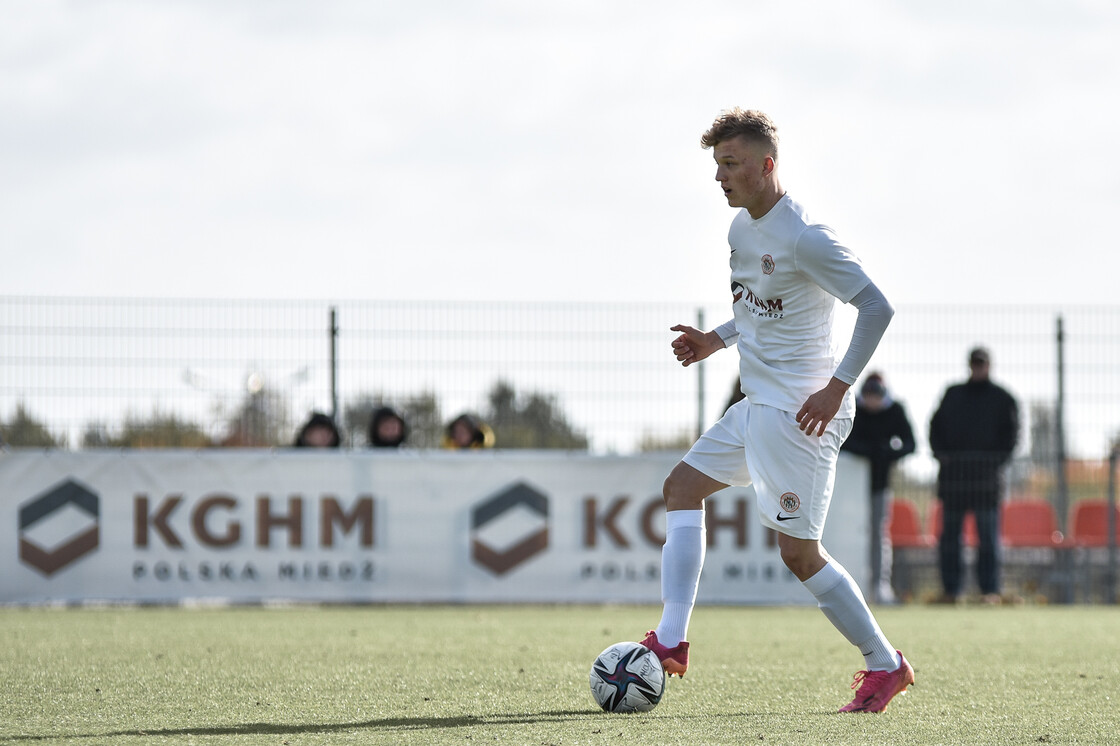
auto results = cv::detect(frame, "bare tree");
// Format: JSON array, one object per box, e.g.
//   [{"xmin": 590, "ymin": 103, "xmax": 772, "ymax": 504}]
[
  {"xmin": 485, "ymin": 380, "xmax": 588, "ymax": 449},
  {"xmin": 0, "ymin": 403, "xmax": 65, "ymax": 448},
  {"xmin": 81, "ymin": 410, "xmax": 210, "ymax": 449}
]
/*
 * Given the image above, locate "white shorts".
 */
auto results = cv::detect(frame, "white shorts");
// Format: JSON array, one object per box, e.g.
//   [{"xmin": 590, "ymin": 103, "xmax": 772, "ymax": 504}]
[{"xmin": 681, "ymin": 400, "xmax": 852, "ymax": 540}]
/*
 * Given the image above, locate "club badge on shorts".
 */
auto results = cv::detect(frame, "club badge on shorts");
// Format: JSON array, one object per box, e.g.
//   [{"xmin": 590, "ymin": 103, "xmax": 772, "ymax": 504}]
[{"xmin": 779, "ymin": 492, "xmax": 800, "ymax": 513}]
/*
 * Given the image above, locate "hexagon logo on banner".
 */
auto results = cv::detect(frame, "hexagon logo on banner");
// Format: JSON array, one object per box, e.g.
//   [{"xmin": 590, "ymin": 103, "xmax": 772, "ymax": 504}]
[
  {"xmin": 19, "ymin": 479, "xmax": 100, "ymax": 577},
  {"xmin": 470, "ymin": 481, "xmax": 549, "ymax": 576}
]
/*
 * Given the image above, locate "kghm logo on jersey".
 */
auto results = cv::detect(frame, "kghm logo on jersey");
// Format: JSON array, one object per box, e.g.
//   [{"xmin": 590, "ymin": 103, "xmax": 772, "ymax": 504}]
[
  {"xmin": 733, "ymin": 282, "xmax": 784, "ymax": 319},
  {"xmin": 761, "ymin": 254, "xmax": 775, "ymax": 275},
  {"xmin": 779, "ymin": 492, "xmax": 800, "ymax": 513}
]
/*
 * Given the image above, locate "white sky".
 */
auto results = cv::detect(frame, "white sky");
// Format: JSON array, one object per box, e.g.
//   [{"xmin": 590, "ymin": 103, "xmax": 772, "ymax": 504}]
[{"xmin": 2, "ymin": 0, "xmax": 1119, "ymax": 306}]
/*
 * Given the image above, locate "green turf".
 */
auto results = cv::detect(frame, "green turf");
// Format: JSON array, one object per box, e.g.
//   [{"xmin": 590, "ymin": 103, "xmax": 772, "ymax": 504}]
[{"xmin": 1, "ymin": 604, "xmax": 1118, "ymax": 745}]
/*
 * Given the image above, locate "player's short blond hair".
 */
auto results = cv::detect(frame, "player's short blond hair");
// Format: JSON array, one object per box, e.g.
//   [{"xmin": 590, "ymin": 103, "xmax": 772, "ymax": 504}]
[{"xmin": 701, "ymin": 108, "xmax": 779, "ymax": 159}]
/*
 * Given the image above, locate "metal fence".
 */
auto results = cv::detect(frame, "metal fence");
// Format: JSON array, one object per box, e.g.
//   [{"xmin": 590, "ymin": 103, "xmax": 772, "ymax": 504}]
[
  {"xmin": 0, "ymin": 297, "xmax": 739, "ymax": 452},
  {"xmin": 2, "ymin": 297, "xmax": 1118, "ymax": 600}
]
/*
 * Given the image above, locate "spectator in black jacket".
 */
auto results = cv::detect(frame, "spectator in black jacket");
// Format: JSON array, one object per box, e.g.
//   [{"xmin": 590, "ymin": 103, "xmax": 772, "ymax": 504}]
[
  {"xmin": 929, "ymin": 347, "xmax": 1019, "ymax": 604},
  {"xmin": 841, "ymin": 372, "xmax": 916, "ymax": 604}
]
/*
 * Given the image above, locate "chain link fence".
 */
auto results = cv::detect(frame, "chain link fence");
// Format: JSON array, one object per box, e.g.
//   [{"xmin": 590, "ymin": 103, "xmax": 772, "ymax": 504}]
[{"xmin": 2, "ymin": 297, "xmax": 1118, "ymax": 601}]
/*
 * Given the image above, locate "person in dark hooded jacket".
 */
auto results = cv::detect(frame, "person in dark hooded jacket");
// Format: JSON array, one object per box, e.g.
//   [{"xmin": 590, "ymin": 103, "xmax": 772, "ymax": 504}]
[
  {"xmin": 841, "ymin": 372, "xmax": 915, "ymax": 603},
  {"xmin": 368, "ymin": 406, "xmax": 407, "ymax": 448},
  {"xmin": 294, "ymin": 412, "xmax": 342, "ymax": 448}
]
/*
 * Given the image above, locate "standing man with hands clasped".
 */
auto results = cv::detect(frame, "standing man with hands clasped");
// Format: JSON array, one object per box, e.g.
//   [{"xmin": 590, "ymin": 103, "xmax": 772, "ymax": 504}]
[
  {"xmin": 639, "ymin": 108, "xmax": 914, "ymax": 713},
  {"xmin": 930, "ymin": 347, "xmax": 1019, "ymax": 604}
]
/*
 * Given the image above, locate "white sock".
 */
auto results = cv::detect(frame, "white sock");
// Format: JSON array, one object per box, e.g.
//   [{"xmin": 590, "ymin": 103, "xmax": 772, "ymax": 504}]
[
  {"xmin": 802, "ymin": 560, "xmax": 901, "ymax": 672},
  {"xmin": 655, "ymin": 510, "xmax": 705, "ymax": 647}
]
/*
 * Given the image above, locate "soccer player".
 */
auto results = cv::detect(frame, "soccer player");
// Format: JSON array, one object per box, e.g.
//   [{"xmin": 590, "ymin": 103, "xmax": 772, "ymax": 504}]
[{"xmin": 640, "ymin": 108, "xmax": 914, "ymax": 713}]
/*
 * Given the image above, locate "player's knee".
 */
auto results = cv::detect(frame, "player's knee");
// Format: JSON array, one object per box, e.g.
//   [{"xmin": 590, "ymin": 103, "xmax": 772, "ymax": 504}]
[
  {"xmin": 661, "ymin": 473, "xmax": 680, "ymax": 507},
  {"xmin": 779, "ymin": 549, "xmax": 811, "ymax": 579},
  {"xmin": 662, "ymin": 472, "xmax": 704, "ymax": 511},
  {"xmin": 779, "ymin": 542, "xmax": 826, "ymax": 581}
]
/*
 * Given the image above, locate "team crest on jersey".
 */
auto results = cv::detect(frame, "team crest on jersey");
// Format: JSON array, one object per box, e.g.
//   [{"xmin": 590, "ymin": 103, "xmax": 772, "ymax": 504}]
[
  {"xmin": 779, "ymin": 492, "xmax": 800, "ymax": 513},
  {"xmin": 761, "ymin": 254, "xmax": 775, "ymax": 275}
]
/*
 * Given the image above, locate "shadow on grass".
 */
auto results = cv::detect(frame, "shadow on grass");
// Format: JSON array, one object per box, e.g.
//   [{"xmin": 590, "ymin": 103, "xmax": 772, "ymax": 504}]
[{"xmin": 0, "ymin": 710, "xmax": 626, "ymax": 742}]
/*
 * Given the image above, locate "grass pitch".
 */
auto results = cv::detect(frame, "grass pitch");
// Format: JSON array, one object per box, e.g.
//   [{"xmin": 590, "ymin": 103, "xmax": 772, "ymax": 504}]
[{"xmin": 1, "ymin": 603, "xmax": 1118, "ymax": 745}]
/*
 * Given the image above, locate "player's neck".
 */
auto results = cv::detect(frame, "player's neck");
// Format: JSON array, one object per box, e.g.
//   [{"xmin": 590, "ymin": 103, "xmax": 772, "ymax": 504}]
[{"xmin": 745, "ymin": 181, "xmax": 785, "ymax": 220}]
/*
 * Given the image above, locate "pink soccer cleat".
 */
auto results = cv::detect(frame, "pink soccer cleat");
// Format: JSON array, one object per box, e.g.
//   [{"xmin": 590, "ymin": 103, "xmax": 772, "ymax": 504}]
[
  {"xmin": 640, "ymin": 630, "xmax": 690, "ymax": 677},
  {"xmin": 839, "ymin": 651, "xmax": 915, "ymax": 713}
]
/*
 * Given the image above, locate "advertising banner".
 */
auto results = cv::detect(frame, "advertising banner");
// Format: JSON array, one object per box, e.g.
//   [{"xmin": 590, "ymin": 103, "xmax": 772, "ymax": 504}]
[{"xmin": 0, "ymin": 450, "xmax": 869, "ymax": 605}]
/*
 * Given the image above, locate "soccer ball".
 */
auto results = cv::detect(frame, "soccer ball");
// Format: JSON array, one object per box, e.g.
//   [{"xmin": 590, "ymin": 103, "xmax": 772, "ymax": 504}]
[{"xmin": 589, "ymin": 641, "xmax": 666, "ymax": 713}]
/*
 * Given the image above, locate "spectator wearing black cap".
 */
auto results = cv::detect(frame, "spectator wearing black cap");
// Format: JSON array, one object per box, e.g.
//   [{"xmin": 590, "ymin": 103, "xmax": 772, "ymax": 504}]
[
  {"xmin": 840, "ymin": 372, "xmax": 916, "ymax": 604},
  {"xmin": 930, "ymin": 347, "xmax": 1020, "ymax": 604}
]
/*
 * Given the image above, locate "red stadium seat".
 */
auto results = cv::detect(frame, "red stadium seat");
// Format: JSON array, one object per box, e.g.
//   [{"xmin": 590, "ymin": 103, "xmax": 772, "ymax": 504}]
[
  {"xmin": 928, "ymin": 501, "xmax": 979, "ymax": 547},
  {"xmin": 1000, "ymin": 500, "xmax": 1064, "ymax": 547},
  {"xmin": 1070, "ymin": 500, "xmax": 1120, "ymax": 547},
  {"xmin": 888, "ymin": 499, "xmax": 934, "ymax": 548}
]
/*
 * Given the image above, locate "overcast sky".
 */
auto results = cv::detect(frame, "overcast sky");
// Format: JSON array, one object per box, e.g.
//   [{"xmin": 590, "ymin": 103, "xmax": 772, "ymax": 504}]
[{"xmin": 3, "ymin": 0, "xmax": 1118, "ymax": 307}]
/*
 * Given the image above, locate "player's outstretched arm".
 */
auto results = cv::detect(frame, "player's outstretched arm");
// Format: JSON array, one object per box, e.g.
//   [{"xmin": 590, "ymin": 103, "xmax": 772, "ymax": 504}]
[{"xmin": 669, "ymin": 324, "xmax": 726, "ymax": 367}]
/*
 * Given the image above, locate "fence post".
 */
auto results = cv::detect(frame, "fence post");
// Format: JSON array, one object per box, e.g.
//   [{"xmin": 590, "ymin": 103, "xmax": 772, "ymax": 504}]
[
  {"xmin": 1055, "ymin": 316, "xmax": 1069, "ymax": 537},
  {"xmin": 1053, "ymin": 315, "xmax": 1075, "ymax": 603},
  {"xmin": 1108, "ymin": 445, "xmax": 1118, "ymax": 604},
  {"xmin": 329, "ymin": 307, "xmax": 339, "ymax": 421},
  {"xmin": 696, "ymin": 308, "xmax": 706, "ymax": 440}
]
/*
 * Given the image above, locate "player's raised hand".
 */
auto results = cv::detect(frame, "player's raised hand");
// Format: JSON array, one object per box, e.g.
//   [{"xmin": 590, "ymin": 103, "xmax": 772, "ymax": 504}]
[
  {"xmin": 796, "ymin": 377, "xmax": 850, "ymax": 436},
  {"xmin": 669, "ymin": 324, "xmax": 723, "ymax": 367}
]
